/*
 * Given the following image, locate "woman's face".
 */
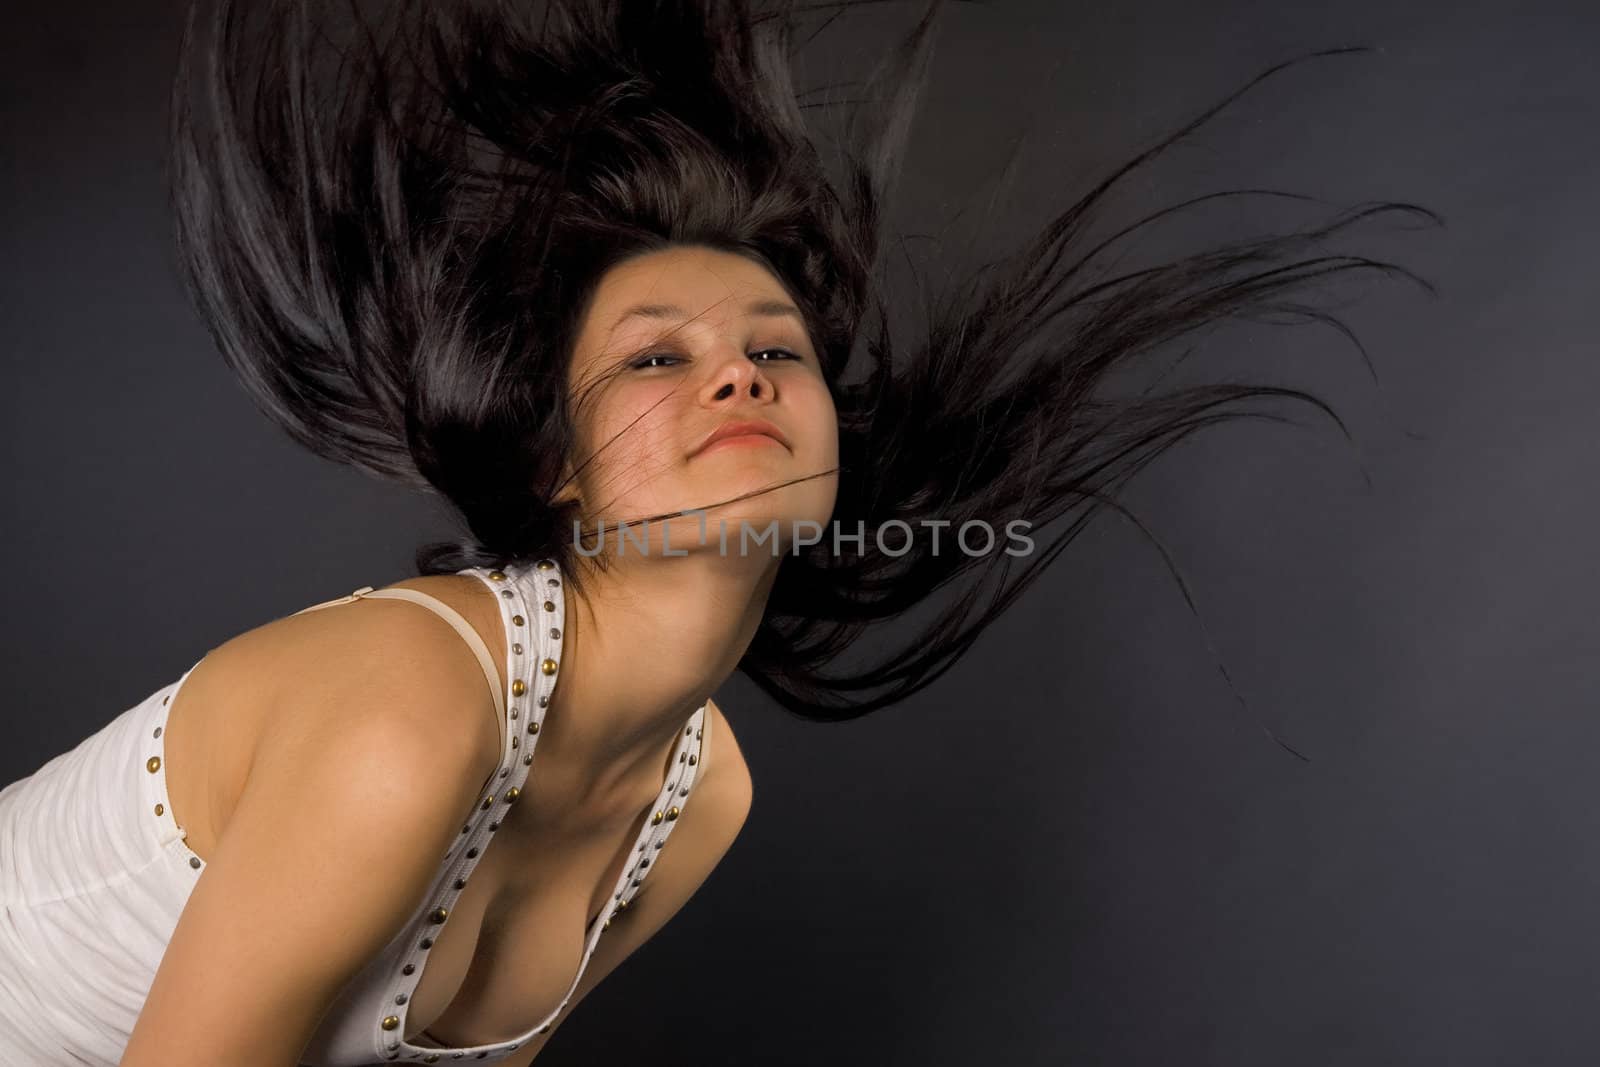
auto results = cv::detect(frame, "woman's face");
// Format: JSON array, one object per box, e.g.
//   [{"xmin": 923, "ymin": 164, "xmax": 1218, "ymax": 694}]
[{"xmin": 562, "ymin": 245, "xmax": 839, "ymax": 556}]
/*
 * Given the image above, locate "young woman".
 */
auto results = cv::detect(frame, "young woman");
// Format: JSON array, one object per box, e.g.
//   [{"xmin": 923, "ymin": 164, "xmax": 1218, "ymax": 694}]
[{"xmin": 0, "ymin": 0, "xmax": 1436, "ymax": 1064}]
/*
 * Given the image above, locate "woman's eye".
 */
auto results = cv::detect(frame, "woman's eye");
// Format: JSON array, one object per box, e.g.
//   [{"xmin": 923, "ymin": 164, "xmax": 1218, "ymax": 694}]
[{"xmin": 630, "ymin": 348, "xmax": 799, "ymax": 370}]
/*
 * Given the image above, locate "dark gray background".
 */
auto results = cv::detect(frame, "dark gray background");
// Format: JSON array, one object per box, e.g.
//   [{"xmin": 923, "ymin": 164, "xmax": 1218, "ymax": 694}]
[{"xmin": 4, "ymin": 1, "xmax": 1597, "ymax": 1064}]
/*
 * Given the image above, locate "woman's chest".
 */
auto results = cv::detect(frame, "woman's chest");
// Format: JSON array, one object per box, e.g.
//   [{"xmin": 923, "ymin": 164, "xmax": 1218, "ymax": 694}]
[
  {"xmin": 407, "ymin": 800, "xmax": 646, "ymax": 1042},
  {"xmin": 398, "ymin": 799, "xmax": 652, "ymax": 1046},
  {"xmin": 400, "ymin": 863, "xmax": 593, "ymax": 1047}
]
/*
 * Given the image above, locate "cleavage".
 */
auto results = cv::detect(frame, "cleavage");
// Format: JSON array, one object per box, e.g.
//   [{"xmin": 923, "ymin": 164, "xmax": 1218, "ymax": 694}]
[{"xmin": 399, "ymin": 797, "xmax": 649, "ymax": 1046}]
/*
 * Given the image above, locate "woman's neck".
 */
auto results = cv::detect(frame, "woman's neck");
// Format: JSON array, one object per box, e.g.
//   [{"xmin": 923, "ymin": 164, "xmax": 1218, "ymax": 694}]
[{"xmin": 518, "ymin": 547, "xmax": 776, "ymax": 832}]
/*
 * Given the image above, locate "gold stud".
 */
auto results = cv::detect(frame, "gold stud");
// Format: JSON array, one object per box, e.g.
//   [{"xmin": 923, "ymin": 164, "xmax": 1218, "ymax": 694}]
[
  {"xmin": 489, "ymin": 570, "xmax": 506, "ymax": 581},
  {"xmin": 512, "ymin": 679, "xmax": 527, "ymax": 696},
  {"xmin": 512, "ymin": 614, "xmax": 525, "ymax": 626},
  {"xmin": 430, "ymin": 906, "xmax": 449, "ymax": 923},
  {"xmin": 513, "ymin": 643, "xmax": 523, "ymax": 654},
  {"xmin": 601, "ymin": 918, "xmax": 611, "ymax": 931},
  {"xmin": 503, "ymin": 787, "xmax": 520, "ymax": 804},
  {"xmin": 543, "ymin": 600, "xmax": 555, "ymax": 612},
  {"xmin": 537, "ymin": 560, "xmax": 554, "ymax": 570},
  {"xmin": 382, "ymin": 1015, "xmax": 400, "ymax": 1031},
  {"xmin": 481, "ymin": 795, "xmax": 493, "ymax": 810},
  {"xmin": 146, "ymin": 756, "xmax": 161, "ymax": 773},
  {"xmin": 651, "ymin": 810, "xmax": 664, "ymax": 825},
  {"xmin": 666, "ymin": 806, "xmax": 680, "ymax": 821},
  {"xmin": 541, "ymin": 659, "xmax": 557, "ymax": 676},
  {"xmin": 189, "ymin": 856, "xmax": 201, "ymax": 869},
  {"xmin": 154, "ymin": 803, "xmax": 164, "ymax": 816},
  {"xmin": 527, "ymin": 721, "xmax": 540, "ymax": 734},
  {"xmin": 688, "ymin": 754, "xmax": 697, "ymax": 765}
]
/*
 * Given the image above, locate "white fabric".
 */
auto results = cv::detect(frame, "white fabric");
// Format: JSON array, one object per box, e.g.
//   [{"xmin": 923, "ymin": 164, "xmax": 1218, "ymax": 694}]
[{"xmin": 0, "ymin": 561, "xmax": 709, "ymax": 1065}]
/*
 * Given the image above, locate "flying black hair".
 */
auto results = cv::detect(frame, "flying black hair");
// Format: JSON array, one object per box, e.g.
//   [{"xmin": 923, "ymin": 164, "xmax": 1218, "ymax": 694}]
[{"xmin": 169, "ymin": 0, "xmax": 1439, "ymax": 740}]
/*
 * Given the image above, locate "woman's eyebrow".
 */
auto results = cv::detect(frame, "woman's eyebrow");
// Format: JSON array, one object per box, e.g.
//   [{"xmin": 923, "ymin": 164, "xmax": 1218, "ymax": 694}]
[{"xmin": 608, "ymin": 299, "xmax": 803, "ymax": 334}]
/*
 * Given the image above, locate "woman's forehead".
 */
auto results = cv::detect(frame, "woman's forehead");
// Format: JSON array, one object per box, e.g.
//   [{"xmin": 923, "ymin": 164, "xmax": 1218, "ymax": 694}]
[{"xmin": 580, "ymin": 246, "xmax": 798, "ymax": 345}]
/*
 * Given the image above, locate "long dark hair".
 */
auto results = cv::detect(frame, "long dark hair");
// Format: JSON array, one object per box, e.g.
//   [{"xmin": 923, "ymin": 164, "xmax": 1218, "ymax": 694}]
[{"xmin": 169, "ymin": 0, "xmax": 1439, "ymax": 736}]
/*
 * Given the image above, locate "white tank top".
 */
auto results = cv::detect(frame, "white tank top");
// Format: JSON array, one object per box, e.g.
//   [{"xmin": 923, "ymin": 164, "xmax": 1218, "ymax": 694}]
[{"xmin": 0, "ymin": 559, "xmax": 711, "ymax": 1065}]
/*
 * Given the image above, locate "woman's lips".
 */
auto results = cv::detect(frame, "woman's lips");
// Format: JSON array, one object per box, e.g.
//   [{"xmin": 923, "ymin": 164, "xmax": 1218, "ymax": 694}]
[
  {"xmin": 696, "ymin": 432, "xmax": 787, "ymax": 456},
  {"xmin": 689, "ymin": 418, "xmax": 791, "ymax": 458}
]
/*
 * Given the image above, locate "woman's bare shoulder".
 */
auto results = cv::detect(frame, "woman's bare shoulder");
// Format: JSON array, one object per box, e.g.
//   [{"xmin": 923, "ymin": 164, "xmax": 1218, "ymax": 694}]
[
  {"xmin": 216, "ymin": 573, "xmax": 504, "ymax": 702},
  {"xmin": 182, "ymin": 575, "xmax": 510, "ymax": 835}
]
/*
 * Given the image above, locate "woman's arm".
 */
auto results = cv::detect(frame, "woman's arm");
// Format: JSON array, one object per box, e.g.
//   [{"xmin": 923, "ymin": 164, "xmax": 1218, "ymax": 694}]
[{"xmin": 119, "ymin": 606, "xmax": 502, "ymax": 1067}]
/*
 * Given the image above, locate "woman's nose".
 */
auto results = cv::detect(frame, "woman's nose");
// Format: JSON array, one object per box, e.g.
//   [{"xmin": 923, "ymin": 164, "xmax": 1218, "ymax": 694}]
[{"xmin": 700, "ymin": 350, "xmax": 775, "ymax": 406}]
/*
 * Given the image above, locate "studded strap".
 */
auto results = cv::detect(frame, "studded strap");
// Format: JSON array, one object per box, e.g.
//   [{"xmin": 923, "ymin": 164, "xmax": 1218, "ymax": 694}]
[
  {"xmin": 366, "ymin": 558, "xmax": 710, "ymax": 1063},
  {"xmin": 370, "ymin": 560, "xmax": 565, "ymax": 1062}
]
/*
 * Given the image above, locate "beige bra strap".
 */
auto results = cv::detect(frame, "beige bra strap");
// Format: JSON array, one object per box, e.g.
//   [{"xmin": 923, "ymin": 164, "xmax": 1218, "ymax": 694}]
[{"xmin": 292, "ymin": 586, "xmax": 506, "ymax": 724}]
